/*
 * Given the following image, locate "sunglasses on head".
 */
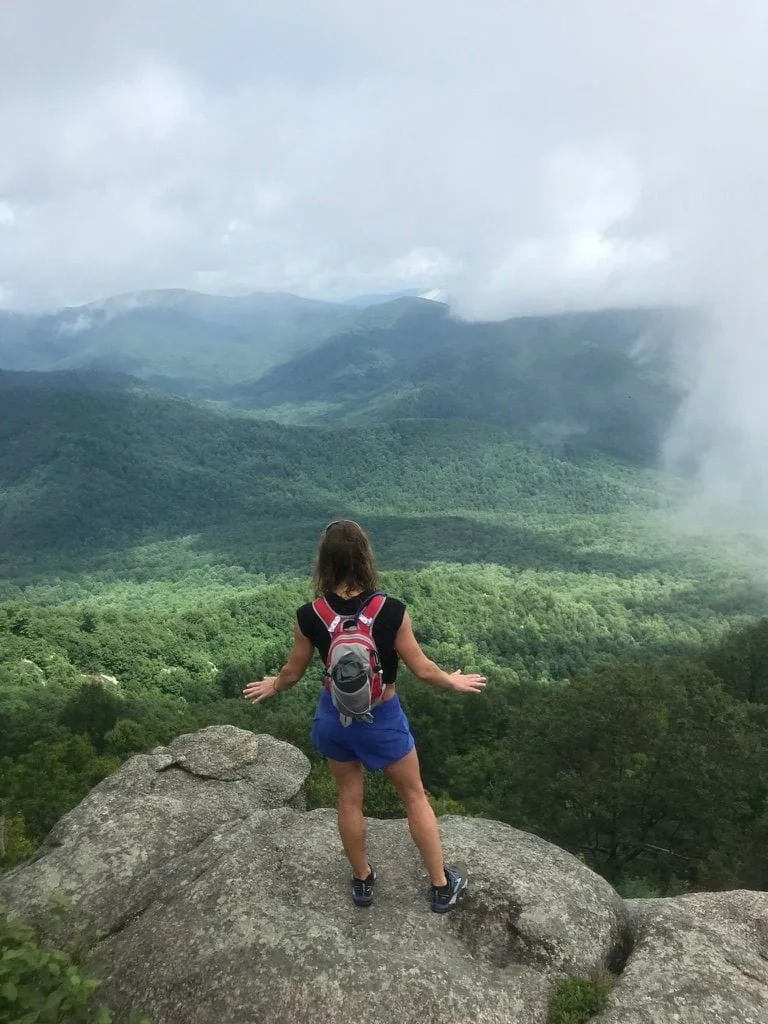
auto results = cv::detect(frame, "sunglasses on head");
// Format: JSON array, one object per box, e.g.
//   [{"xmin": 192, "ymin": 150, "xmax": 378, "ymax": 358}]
[{"xmin": 324, "ymin": 519, "xmax": 362, "ymax": 533}]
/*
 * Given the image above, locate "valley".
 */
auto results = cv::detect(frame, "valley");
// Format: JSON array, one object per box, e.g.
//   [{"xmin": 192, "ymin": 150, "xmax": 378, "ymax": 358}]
[{"xmin": 1, "ymin": 293, "xmax": 767, "ymax": 899}]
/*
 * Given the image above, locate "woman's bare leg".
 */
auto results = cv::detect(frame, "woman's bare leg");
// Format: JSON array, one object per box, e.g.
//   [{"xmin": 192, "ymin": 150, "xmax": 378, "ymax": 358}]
[
  {"xmin": 328, "ymin": 759, "xmax": 370, "ymax": 879},
  {"xmin": 384, "ymin": 747, "xmax": 447, "ymax": 887}
]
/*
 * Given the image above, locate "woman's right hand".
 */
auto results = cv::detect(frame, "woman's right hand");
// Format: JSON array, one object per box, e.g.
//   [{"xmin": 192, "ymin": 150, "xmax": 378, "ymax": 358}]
[
  {"xmin": 242, "ymin": 677, "xmax": 279, "ymax": 703},
  {"xmin": 448, "ymin": 671, "xmax": 487, "ymax": 693}
]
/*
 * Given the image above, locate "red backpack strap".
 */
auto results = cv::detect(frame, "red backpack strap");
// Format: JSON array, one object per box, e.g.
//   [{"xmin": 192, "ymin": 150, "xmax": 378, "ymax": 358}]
[
  {"xmin": 312, "ymin": 597, "xmax": 342, "ymax": 634},
  {"xmin": 357, "ymin": 593, "xmax": 386, "ymax": 631}
]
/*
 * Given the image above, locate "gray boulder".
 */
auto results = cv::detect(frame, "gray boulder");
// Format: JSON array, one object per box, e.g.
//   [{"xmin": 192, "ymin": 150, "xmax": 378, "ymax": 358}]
[
  {"xmin": 595, "ymin": 891, "xmax": 768, "ymax": 1024},
  {"xmin": 1, "ymin": 725, "xmax": 766, "ymax": 1024},
  {"xmin": 0, "ymin": 726, "xmax": 308, "ymax": 934}
]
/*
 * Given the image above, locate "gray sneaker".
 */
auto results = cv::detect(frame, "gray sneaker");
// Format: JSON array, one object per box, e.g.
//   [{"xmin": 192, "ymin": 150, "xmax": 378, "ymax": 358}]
[{"xmin": 430, "ymin": 866, "xmax": 467, "ymax": 913}]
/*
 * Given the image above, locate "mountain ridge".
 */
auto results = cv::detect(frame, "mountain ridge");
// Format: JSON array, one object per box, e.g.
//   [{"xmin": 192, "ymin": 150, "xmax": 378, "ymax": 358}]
[
  {"xmin": 231, "ymin": 303, "xmax": 687, "ymax": 465},
  {"xmin": 0, "ymin": 291, "xmax": 692, "ymax": 465},
  {"xmin": 0, "ymin": 371, "xmax": 670, "ymax": 584},
  {"xmin": 0, "ymin": 290, "xmax": 459, "ymax": 396},
  {"xmin": 0, "ymin": 289, "xmax": 363, "ymax": 388}
]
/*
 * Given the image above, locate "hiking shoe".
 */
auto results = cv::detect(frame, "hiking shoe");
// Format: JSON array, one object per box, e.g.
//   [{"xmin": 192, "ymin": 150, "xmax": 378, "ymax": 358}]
[
  {"xmin": 430, "ymin": 866, "xmax": 467, "ymax": 914},
  {"xmin": 352, "ymin": 866, "xmax": 376, "ymax": 907}
]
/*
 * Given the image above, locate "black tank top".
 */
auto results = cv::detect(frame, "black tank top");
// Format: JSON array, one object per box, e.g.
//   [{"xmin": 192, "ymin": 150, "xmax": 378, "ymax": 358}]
[{"xmin": 296, "ymin": 591, "xmax": 407, "ymax": 684}]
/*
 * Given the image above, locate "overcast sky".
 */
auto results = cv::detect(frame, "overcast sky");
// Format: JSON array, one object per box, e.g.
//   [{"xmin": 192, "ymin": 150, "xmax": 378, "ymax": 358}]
[
  {"xmin": 0, "ymin": 0, "xmax": 765, "ymax": 317},
  {"xmin": 1, "ymin": 1, "xmax": 767, "ymax": 526}
]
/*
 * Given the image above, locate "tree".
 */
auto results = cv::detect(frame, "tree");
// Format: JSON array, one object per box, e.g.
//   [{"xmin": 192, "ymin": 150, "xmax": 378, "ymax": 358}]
[
  {"xmin": 218, "ymin": 661, "xmax": 263, "ymax": 700},
  {"xmin": 0, "ymin": 810, "xmax": 35, "ymax": 869},
  {"xmin": 1, "ymin": 736, "xmax": 120, "ymax": 842},
  {"xmin": 706, "ymin": 618, "xmax": 768, "ymax": 703},
  {"xmin": 452, "ymin": 660, "xmax": 760, "ymax": 889},
  {"xmin": 102, "ymin": 719, "xmax": 151, "ymax": 759},
  {"xmin": 58, "ymin": 683, "xmax": 126, "ymax": 753}
]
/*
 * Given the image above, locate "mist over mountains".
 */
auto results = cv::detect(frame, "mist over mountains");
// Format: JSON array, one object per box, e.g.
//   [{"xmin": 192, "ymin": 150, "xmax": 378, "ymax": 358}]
[
  {"xmin": 0, "ymin": 285, "xmax": 697, "ymax": 589},
  {"xmin": 0, "ymin": 289, "xmax": 355, "ymax": 389},
  {"xmin": 0, "ymin": 289, "xmax": 690, "ymax": 467}
]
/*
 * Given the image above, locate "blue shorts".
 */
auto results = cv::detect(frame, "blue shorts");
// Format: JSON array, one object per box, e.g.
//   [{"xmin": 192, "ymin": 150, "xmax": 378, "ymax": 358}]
[{"xmin": 310, "ymin": 689, "xmax": 415, "ymax": 772}]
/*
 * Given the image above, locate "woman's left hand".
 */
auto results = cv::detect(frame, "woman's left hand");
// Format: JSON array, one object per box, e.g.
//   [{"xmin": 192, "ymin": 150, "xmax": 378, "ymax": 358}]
[
  {"xmin": 243, "ymin": 677, "xmax": 279, "ymax": 704},
  {"xmin": 448, "ymin": 670, "xmax": 487, "ymax": 693}
]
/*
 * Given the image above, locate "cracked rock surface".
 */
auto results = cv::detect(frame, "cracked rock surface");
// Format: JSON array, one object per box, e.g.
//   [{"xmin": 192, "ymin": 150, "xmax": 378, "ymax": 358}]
[
  {"xmin": 1, "ymin": 726, "xmax": 766, "ymax": 1024},
  {"xmin": 594, "ymin": 891, "xmax": 768, "ymax": 1024}
]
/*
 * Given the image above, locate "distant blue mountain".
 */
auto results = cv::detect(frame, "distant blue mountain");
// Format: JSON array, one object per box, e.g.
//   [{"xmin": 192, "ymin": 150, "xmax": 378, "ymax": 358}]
[{"xmin": 342, "ymin": 288, "xmax": 425, "ymax": 307}]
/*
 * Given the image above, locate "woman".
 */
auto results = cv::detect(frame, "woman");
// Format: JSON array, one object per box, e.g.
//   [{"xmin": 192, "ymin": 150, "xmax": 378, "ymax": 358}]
[{"xmin": 243, "ymin": 520, "xmax": 486, "ymax": 913}]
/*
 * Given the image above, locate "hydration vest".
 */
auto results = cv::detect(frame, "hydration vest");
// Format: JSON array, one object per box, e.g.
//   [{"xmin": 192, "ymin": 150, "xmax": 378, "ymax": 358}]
[{"xmin": 312, "ymin": 592, "xmax": 387, "ymax": 727}]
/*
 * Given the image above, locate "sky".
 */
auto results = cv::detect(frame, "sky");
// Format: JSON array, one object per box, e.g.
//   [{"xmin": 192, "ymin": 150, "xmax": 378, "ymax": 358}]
[
  {"xmin": 1, "ymin": 1, "xmax": 767, "ymax": 523},
  {"xmin": 0, "ymin": 0, "xmax": 764, "ymax": 315}
]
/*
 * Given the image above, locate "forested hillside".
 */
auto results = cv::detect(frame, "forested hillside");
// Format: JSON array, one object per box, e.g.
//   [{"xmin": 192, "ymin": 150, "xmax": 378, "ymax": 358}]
[
  {"xmin": 0, "ymin": 290, "xmax": 455, "ymax": 395},
  {"xmin": 231, "ymin": 302, "xmax": 686, "ymax": 465},
  {"xmin": 0, "ymin": 294, "xmax": 691, "ymax": 466},
  {"xmin": 1, "ymin": 328, "xmax": 766, "ymax": 902},
  {"xmin": 0, "ymin": 370, "xmax": 670, "ymax": 579},
  {"xmin": 0, "ymin": 290, "xmax": 356, "ymax": 392}
]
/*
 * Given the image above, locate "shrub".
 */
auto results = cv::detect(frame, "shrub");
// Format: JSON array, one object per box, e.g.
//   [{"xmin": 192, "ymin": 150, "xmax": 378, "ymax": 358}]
[
  {"xmin": 0, "ymin": 906, "xmax": 150, "ymax": 1024},
  {"xmin": 548, "ymin": 975, "xmax": 613, "ymax": 1024}
]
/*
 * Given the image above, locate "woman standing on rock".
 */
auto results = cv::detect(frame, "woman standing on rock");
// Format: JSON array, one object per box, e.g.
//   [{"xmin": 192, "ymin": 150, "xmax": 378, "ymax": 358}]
[{"xmin": 243, "ymin": 519, "xmax": 486, "ymax": 913}]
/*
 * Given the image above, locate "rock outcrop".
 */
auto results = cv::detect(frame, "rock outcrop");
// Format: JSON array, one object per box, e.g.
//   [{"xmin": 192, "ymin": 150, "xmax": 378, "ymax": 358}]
[
  {"xmin": 1, "ymin": 725, "xmax": 766, "ymax": 1024},
  {"xmin": 81, "ymin": 672, "xmax": 121, "ymax": 688}
]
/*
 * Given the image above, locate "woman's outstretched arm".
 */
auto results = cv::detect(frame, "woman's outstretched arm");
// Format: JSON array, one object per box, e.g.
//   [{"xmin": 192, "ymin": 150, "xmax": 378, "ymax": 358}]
[
  {"xmin": 243, "ymin": 623, "xmax": 314, "ymax": 703},
  {"xmin": 394, "ymin": 612, "xmax": 486, "ymax": 693}
]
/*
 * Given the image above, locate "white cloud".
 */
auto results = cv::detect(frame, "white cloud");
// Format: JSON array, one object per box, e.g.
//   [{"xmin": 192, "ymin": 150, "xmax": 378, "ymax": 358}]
[
  {"xmin": 387, "ymin": 248, "xmax": 458, "ymax": 284},
  {"xmin": 3, "ymin": 0, "xmax": 752, "ymax": 310}
]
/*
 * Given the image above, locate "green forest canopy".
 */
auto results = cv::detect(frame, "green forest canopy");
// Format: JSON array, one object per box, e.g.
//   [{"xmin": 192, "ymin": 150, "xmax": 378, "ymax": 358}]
[{"xmin": 1, "ymin": 349, "xmax": 767, "ymax": 898}]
